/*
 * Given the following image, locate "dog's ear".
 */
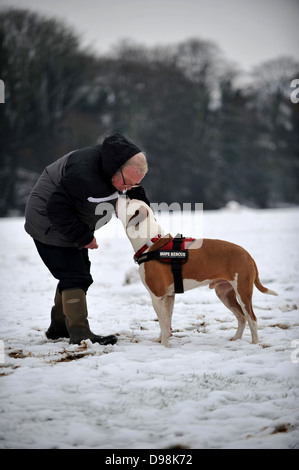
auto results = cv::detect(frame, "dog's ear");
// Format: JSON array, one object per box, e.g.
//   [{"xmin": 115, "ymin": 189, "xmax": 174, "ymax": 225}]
[{"xmin": 127, "ymin": 206, "xmax": 149, "ymax": 228}]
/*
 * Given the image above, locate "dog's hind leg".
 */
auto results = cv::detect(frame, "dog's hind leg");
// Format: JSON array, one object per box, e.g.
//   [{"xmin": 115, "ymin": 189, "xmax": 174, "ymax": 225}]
[
  {"xmin": 151, "ymin": 294, "xmax": 174, "ymax": 347},
  {"xmin": 234, "ymin": 278, "xmax": 258, "ymax": 344},
  {"xmin": 212, "ymin": 281, "xmax": 246, "ymax": 341}
]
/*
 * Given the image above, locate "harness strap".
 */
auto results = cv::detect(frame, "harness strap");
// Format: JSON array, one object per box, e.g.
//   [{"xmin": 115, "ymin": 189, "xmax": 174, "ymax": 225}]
[
  {"xmin": 136, "ymin": 234, "xmax": 188, "ymax": 294},
  {"xmin": 137, "ymin": 249, "xmax": 188, "ymax": 264},
  {"xmin": 133, "ymin": 235, "xmax": 162, "ymax": 262},
  {"xmin": 171, "ymin": 236, "xmax": 185, "ymax": 294}
]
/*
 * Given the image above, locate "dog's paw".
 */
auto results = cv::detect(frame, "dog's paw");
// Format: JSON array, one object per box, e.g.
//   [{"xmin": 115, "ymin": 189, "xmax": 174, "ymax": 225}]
[{"xmin": 161, "ymin": 338, "xmax": 170, "ymax": 347}]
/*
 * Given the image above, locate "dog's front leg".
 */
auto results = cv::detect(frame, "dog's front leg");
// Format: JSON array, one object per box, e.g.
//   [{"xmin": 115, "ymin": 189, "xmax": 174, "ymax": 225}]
[{"xmin": 151, "ymin": 294, "xmax": 173, "ymax": 347}]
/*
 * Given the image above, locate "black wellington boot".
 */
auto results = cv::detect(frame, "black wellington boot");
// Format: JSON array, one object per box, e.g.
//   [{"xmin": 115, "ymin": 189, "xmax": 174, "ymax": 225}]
[
  {"xmin": 46, "ymin": 286, "xmax": 70, "ymax": 340},
  {"xmin": 62, "ymin": 288, "xmax": 118, "ymax": 346}
]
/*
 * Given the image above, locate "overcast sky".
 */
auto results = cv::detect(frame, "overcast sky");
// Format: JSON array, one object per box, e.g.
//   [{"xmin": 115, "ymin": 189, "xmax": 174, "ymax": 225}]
[{"xmin": 1, "ymin": 0, "xmax": 298, "ymax": 71}]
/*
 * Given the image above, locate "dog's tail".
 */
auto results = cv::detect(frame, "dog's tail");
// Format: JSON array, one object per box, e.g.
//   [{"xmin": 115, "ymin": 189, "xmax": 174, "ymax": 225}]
[{"xmin": 253, "ymin": 259, "xmax": 278, "ymax": 296}]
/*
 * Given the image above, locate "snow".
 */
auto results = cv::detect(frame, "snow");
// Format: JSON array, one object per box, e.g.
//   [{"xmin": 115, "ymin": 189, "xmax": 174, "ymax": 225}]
[{"xmin": 0, "ymin": 206, "xmax": 299, "ymax": 449}]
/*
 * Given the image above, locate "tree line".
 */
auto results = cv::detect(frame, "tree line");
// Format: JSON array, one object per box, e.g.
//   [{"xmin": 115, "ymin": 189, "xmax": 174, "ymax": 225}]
[{"xmin": 0, "ymin": 8, "xmax": 298, "ymax": 215}]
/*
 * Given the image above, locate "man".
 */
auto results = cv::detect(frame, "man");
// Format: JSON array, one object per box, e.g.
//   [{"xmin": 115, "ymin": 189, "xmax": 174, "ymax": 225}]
[{"xmin": 25, "ymin": 133, "xmax": 149, "ymax": 346}]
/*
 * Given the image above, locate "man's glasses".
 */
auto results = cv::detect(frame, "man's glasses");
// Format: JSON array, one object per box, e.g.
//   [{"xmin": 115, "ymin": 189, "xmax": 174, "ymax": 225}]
[{"xmin": 120, "ymin": 168, "xmax": 141, "ymax": 189}]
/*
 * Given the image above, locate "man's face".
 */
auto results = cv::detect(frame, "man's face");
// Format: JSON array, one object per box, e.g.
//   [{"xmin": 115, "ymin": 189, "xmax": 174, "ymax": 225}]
[{"xmin": 112, "ymin": 166, "xmax": 144, "ymax": 191}]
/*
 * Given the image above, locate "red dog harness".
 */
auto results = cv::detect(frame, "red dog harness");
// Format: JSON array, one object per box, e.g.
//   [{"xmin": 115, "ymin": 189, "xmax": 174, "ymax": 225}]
[{"xmin": 134, "ymin": 234, "xmax": 196, "ymax": 294}]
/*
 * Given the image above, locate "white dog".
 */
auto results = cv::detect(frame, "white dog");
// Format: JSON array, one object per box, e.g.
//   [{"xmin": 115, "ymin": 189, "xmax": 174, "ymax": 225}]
[{"xmin": 117, "ymin": 197, "xmax": 277, "ymax": 347}]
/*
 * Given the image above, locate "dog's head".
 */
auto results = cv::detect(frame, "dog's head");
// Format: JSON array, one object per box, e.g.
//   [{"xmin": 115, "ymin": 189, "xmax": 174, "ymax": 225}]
[
  {"xmin": 116, "ymin": 197, "xmax": 163, "ymax": 244},
  {"xmin": 116, "ymin": 196, "xmax": 149, "ymax": 230}
]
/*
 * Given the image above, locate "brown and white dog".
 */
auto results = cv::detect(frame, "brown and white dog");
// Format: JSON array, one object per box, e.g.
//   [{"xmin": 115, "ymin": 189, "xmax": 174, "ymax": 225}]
[{"xmin": 117, "ymin": 197, "xmax": 278, "ymax": 347}]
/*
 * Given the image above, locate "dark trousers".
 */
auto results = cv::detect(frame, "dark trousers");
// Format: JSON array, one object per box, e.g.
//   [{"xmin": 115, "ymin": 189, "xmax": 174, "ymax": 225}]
[{"xmin": 34, "ymin": 240, "xmax": 93, "ymax": 293}]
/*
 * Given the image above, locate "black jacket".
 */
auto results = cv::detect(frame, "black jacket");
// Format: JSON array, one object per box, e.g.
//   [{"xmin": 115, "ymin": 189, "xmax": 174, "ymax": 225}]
[{"xmin": 25, "ymin": 133, "xmax": 150, "ymax": 247}]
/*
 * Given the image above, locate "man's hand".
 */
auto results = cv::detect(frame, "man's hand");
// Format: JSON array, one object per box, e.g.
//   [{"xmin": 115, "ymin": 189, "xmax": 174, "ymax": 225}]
[{"xmin": 84, "ymin": 237, "xmax": 98, "ymax": 249}]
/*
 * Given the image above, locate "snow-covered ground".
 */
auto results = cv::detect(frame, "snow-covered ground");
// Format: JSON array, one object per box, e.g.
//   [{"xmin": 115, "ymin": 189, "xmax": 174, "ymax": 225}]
[{"xmin": 0, "ymin": 206, "xmax": 298, "ymax": 449}]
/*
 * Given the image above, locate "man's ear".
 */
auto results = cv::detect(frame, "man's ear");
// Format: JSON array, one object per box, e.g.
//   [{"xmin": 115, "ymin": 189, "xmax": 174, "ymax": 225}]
[{"xmin": 127, "ymin": 205, "xmax": 149, "ymax": 228}]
